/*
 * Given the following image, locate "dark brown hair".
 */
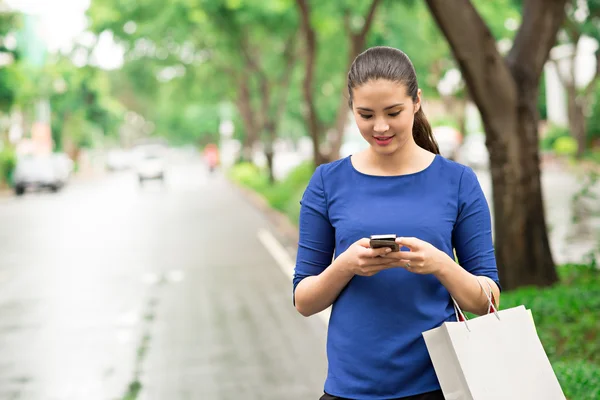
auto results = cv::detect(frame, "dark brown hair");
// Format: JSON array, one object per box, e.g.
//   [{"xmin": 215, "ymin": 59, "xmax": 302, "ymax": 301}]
[{"xmin": 347, "ymin": 46, "xmax": 440, "ymax": 154}]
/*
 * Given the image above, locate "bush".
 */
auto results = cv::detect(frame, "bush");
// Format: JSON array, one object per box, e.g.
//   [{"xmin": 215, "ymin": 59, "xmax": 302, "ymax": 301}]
[
  {"xmin": 229, "ymin": 161, "xmax": 313, "ymax": 224},
  {"xmin": 228, "ymin": 162, "xmax": 269, "ymax": 192},
  {"xmin": 541, "ymin": 124, "xmax": 570, "ymax": 151},
  {"xmin": 0, "ymin": 147, "xmax": 16, "ymax": 186},
  {"xmin": 553, "ymin": 136, "xmax": 578, "ymax": 157}
]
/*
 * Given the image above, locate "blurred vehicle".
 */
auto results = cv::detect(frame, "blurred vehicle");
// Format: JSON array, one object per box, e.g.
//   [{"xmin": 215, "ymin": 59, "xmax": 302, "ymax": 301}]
[
  {"xmin": 13, "ymin": 154, "xmax": 72, "ymax": 196},
  {"xmin": 52, "ymin": 152, "xmax": 74, "ymax": 179},
  {"xmin": 135, "ymin": 149, "xmax": 166, "ymax": 183},
  {"xmin": 106, "ymin": 149, "xmax": 133, "ymax": 171},
  {"xmin": 432, "ymin": 126, "xmax": 463, "ymax": 160},
  {"xmin": 458, "ymin": 132, "xmax": 489, "ymax": 170}
]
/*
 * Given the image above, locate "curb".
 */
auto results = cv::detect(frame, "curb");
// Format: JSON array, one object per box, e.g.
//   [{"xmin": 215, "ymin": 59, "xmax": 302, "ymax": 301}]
[{"xmin": 227, "ymin": 179, "xmax": 299, "ymax": 255}]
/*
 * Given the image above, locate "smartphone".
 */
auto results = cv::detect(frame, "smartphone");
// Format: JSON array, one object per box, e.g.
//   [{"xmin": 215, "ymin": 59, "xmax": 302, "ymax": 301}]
[{"xmin": 370, "ymin": 234, "xmax": 399, "ymax": 252}]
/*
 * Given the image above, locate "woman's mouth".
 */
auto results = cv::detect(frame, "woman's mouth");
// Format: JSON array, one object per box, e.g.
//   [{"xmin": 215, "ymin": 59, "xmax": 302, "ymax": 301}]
[{"xmin": 373, "ymin": 135, "xmax": 395, "ymax": 146}]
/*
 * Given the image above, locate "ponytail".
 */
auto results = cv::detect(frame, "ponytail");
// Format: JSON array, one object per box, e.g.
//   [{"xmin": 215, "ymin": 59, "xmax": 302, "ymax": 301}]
[{"xmin": 412, "ymin": 107, "xmax": 440, "ymax": 154}]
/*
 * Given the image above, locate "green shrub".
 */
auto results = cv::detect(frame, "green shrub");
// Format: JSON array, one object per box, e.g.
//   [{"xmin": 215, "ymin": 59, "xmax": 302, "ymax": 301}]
[
  {"xmin": 553, "ymin": 136, "xmax": 578, "ymax": 157},
  {"xmin": 0, "ymin": 147, "xmax": 16, "ymax": 186},
  {"xmin": 229, "ymin": 161, "xmax": 313, "ymax": 224},
  {"xmin": 228, "ymin": 162, "xmax": 269, "ymax": 192},
  {"xmin": 541, "ymin": 124, "xmax": 570, "ymax": 151},
  {"xmin": 586, "ymin": 82, "xmax": 600, "ymax": 145}
]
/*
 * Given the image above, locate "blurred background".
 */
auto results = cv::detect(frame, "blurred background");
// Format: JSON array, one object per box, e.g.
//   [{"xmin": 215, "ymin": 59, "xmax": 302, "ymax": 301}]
[{"xmin": 0, "ymin": 0, "xmax": 598, "ymax": 399}]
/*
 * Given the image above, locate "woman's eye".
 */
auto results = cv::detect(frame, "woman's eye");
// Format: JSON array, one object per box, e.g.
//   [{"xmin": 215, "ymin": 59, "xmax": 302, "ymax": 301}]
[
  {"xmin": 389, "ymin": 111, "xmax": 401, "ymax": 117},
  {"xmin": 359, "ymin": 114, "xmax": 373, "ymax": 120}
]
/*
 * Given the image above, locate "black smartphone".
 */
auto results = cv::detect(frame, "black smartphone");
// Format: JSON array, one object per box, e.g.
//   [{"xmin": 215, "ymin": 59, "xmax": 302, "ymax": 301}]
[{"xmin": 369, "ymin": 234, "xmax": 399, "ymax": 252}]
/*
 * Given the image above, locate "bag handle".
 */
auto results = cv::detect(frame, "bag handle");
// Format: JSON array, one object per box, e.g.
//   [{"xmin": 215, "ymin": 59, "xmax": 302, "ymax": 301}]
[{"xmin": 453, "ymin": 278, "xmax": 500, "ymax": 329}]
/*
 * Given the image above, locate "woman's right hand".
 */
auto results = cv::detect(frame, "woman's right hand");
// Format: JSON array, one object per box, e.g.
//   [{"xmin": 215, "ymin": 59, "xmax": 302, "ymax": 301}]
[{"xmin": 335, "ymin": 238, "xmax": 399, "ymax": 276}]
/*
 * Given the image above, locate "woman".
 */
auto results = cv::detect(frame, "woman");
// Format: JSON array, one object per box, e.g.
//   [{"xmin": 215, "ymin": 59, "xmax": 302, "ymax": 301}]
[{"xmin": 293, "ymin": 46, "xmax": 501, "ymax": 400}]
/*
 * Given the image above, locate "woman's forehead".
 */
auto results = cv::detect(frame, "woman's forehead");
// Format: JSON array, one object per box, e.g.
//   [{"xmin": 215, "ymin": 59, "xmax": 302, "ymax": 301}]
[{"xmin": 353, "ymin": 80, "xmax": 410, "ymax": 104}]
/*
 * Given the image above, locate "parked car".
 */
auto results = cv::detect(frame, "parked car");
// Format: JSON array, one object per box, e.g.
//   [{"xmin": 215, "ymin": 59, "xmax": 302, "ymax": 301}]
[
  {"xmin": 13, "ymin": 154, "xmax": 72, "ymax": 195},
  {"xmin": 457, "ymin": 132, "xmax": 489, "ymax": 170}
]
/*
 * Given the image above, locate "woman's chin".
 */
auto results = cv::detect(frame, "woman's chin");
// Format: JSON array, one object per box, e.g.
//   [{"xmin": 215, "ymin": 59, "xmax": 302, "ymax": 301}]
[{"xmin": 371, "ymin": 143, "xmax": 398, "ymax": 155}]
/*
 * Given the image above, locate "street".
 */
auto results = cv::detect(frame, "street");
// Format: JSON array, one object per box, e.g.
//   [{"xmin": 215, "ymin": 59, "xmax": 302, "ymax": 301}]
[
  {"xmin": 0, "ymin": 159, "xmax": 327, "ymax": 400},
  {"xmin": 0, "ymin": 154, "xmax": 597, "ymax": 400}
]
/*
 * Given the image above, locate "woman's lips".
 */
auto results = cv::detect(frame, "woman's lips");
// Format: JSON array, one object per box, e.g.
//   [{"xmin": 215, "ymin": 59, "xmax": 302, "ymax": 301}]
[{"xmin": 373, "ymin": 135, "xmax": 395, "ymax": 146}]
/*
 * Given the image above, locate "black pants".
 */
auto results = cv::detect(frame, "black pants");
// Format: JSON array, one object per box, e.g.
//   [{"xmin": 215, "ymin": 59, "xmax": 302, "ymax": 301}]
[{"xmin": 320, "ymin": 389, "xmax": 445, "ymax": 400}]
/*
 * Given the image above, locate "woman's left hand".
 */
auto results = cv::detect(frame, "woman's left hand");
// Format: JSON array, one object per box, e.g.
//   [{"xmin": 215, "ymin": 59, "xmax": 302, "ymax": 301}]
[{"xmin": 383, "ymin": 237, "xmax": 451, "ymax": 275}]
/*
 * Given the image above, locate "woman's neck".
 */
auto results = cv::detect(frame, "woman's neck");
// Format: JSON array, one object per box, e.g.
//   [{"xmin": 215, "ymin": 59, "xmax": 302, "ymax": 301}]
[{"xmin": 358, "ymin": 144, "xmax": 434, "ymax": 176}]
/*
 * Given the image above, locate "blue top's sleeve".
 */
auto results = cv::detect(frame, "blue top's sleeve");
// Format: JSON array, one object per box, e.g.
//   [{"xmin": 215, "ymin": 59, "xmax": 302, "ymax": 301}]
[
  {"xmin": 293, "ymin": 165, "xmax": 335, "ymax": 300},
  {"xmin": 452, "ymin": 167, "xmax": 501, "ymax": 290}
]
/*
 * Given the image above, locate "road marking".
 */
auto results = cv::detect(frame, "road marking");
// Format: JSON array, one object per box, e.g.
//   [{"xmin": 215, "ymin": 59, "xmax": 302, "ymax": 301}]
[{"xmin": 257, "ymin": 228, "xmax": 330, "ymax": 325}]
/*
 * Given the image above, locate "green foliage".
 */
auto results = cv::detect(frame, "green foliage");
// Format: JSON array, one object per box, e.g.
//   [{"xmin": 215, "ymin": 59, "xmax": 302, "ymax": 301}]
[
  {"xmin": 587, "ymin": 81, "xmax": 600, "ymax": 145},
  {"xmin": 541, "ymin": 124, "xmax": 571, "ymax": 151},
  {"xmin": 553, "ymin": 361, "xmax": 600, "ymax": 400},
  {"xmin": 554, "ymin": 136, "xmax": 579, "ymax": 157},
  {"xmin": 430, "ymin": 115, "xmax": 460, "ymax": 130},
  {"xmin": 228, "ymin": 162, "xmax": 269, "ymax": 192},
  {"xmin": 0, "ymin": 147, "xmax": 16, "ymax": 186},
  {"xmin": 229, "ymin": 160, "xmax": 314, "ymax": 224},
  {"xmin": 499, "ymin": 264, "xmax": 600, "ymax": 399}
]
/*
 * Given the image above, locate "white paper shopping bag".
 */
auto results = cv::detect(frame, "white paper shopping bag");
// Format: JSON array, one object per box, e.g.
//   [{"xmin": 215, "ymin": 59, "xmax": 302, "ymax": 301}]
[{"xmin": 422, "ymin": 288, "xmax": 565, "ymax": 400}]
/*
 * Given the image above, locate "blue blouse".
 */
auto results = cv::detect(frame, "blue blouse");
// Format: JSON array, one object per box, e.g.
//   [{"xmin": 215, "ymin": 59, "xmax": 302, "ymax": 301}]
[{"xmin": 293, "ymin": 155, "xmax": 500, "ymax": 399}]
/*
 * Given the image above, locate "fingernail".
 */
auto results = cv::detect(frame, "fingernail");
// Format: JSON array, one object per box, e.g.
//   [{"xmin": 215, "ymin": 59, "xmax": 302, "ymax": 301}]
[{"xmin": 385, "ymin": 248, "xmax": 392, "ymax": 253}]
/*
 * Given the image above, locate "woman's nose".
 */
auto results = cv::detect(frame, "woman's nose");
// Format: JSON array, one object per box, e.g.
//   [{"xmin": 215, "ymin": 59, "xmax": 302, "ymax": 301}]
[{"xmin": 374, "ymin": 119, "xmax": 389, "ymax": 133}]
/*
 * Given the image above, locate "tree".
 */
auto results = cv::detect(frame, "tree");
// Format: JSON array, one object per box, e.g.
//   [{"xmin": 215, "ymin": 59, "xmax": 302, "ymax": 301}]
[
  {"xmin": 295, "ymin": 0, "xmax": 383, "ymax": 166},
  {"xmin": 88, "ymin": 0, "xmax": 300, "ymax": 181},
  {"xmin": 425, "ymin": 0, "xmax": 568, "ymax": 290},
  {"xmin": 552, "ymin": 0, "xmax": 600, "ymax": 157}
]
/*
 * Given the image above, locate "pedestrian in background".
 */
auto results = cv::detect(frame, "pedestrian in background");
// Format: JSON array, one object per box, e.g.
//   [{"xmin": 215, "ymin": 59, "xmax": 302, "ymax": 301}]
[{"xmin": 293, "ymin": 46, "xmax": 501, "ymax": 400}]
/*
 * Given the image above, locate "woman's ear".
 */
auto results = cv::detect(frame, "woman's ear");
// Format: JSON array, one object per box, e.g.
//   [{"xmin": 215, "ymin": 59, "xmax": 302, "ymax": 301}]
[{"xmin": 414, "ymin": 89, "xmax": 422, "ymax": 114}]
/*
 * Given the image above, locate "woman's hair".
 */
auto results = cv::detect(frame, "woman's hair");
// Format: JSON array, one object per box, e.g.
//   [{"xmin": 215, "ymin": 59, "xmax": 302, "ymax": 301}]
[{"xmin": 347, "ymin": 46, "xmax": 440, "ymax": 154}]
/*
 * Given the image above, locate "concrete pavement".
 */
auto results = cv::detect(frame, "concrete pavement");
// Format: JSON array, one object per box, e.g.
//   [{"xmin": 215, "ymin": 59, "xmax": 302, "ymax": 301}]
[{"xmin": 0, "ymin": 160, "xmax": 327, "ymax": 400}]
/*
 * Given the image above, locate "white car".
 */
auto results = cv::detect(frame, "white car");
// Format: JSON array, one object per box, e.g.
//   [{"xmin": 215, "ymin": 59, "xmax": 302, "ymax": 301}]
[
  {"xmin": 135, "ymin": 152, "xmax": 165, "ymax": 183},
  {"xmin": 13, "ymin": 154, "xmax": 73, "ymax": 195}
]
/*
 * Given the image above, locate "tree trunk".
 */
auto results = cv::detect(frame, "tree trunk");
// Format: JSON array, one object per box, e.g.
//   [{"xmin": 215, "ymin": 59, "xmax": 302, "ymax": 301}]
[
  {"xmin": 566, "ymin": 84, "xmax": 587, "ymax": 158},
  {"xmin": 425, "ymin": 0, "xmax": 567, "ymax": 290},
  {"xmin": 328, "ymin": 0, "xmax": 382, "ymax": 162},
  {"xmin": 235, "ymin": 77, "xmax": 259, "ymax": 163},
  {"xmin": 263, "ymin": 120, "xmax": 277, "ymax": 184},
  {"xmin": 296, "ymin": 0, "xmax": 327, "ymax": 167}
]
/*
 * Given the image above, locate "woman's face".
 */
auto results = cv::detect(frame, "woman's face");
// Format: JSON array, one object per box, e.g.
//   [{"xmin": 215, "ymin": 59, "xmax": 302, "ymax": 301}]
[{"xmin": 351, "ymin": 79, "xmax": 420, "ymax": 156}]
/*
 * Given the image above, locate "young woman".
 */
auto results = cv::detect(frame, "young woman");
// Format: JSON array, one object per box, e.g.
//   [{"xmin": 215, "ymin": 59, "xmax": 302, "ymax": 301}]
[{"xmin": 293, "ymin": 46, "xmax": 501, "ymax": 400}]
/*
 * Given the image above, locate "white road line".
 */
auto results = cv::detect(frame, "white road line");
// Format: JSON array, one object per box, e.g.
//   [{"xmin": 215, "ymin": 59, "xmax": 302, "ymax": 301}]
[{"xmin": 257, "ymin": 228, "xmax": 331, "ymax": 325}]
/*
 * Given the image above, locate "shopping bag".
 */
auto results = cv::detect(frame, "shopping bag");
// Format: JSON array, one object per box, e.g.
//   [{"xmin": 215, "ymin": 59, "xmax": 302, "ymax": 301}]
[{"xmin": 422, "ymin": 282, "xmax": 565, "ymax": 400}]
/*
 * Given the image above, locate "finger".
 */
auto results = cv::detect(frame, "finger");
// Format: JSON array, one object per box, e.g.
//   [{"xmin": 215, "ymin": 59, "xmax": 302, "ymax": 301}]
[
  {"xmin": 357, "ymin": 238, "xmax": 372, "ymax": 248},
  {"xmin": 385, "ymin": 250, "xmax": 420, "ymax": 261},
  {"xmin": 361, "ymin": 263, "xmax": 399, "ymax": 273},
  {"xmin": 365, "ymin": 247, "xmax": 394, "ymax": 258},
  {"xmin": 395, "ymin": 236, "xmax": 421, "ymax": 250},
  {"xmin": 364, "ymin": 257, "xmax": 398, "ymax": 267}
]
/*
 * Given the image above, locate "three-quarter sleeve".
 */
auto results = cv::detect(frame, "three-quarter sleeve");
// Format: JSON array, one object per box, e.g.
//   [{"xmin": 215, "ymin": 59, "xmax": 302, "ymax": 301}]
[
  {"xmin": 452, "ymin": 167, "xmax": 501, "ymax": 290},
  {"xmin": 293, "ymin": 165, "xmax": 335, "ymax": 300}
]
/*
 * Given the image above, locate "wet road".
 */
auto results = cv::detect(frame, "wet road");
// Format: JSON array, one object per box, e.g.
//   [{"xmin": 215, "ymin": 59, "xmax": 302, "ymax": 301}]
[{"xmin": 0, "ymin": 159, "xmax": 327, "ymax": 400}]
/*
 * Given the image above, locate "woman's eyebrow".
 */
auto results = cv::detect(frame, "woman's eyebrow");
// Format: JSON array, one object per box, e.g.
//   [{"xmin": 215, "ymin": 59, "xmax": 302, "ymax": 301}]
[{"xmin": 356, "ymin": 103, "xmax": 404, "ymax": 112}]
